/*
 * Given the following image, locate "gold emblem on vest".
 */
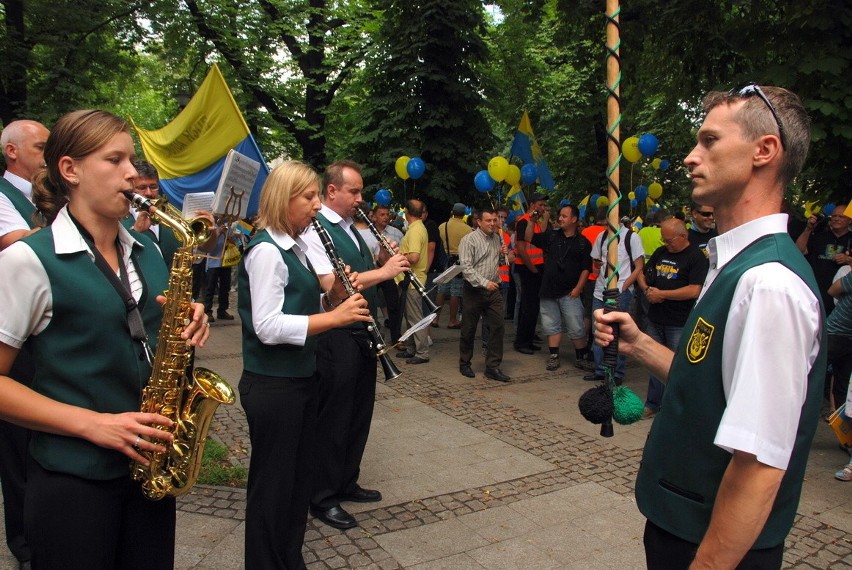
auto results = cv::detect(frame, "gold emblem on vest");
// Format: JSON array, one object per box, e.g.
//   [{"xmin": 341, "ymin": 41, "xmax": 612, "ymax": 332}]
[{"xmin": 686, "ymin": 317, "xmax": 715, "ymax": 364}]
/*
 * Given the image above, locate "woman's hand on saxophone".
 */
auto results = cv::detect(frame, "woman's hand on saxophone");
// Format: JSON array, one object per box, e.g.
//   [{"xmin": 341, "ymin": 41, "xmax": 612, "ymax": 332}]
[
  {"xmin": 84, "ymin": 411, "xmax": 174, "ymax": 465},
  {"xmin": 156, "ymin": 296, "xmax": 211, "ymax": 348}
]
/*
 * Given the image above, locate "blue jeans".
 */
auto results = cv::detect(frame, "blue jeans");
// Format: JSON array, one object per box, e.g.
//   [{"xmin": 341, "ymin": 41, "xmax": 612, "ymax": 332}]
[
  {"xmin": 645, "ymin": 322, "xmax": 683, "ymax": 411},
  {"xmin": 591, "ymin": 289, "xmax": 634, "ymax": 380},
  {"xmin": 540, "ymin": 296, "xmax": 584, "ymax": 339}
]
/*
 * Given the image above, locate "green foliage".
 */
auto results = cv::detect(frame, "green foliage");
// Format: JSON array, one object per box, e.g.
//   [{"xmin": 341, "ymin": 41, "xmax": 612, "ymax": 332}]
[
  {"xmin": 198, "ymin": 437, "xmax": 247, "ymax": 488},
  {"xmin": 348, "ymin": 0, "xmax": 494, "ymax": 209}
]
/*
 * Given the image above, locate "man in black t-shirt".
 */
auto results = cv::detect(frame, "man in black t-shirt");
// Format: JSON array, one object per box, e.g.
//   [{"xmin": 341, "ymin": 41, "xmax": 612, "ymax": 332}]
[
  {"xmin": 637, "ymin": 219, "xmax": 708, "ymax": 418},
  {"xmin": 795, "ymin": 204, "xmax": 852, "ymax": 316},
  {"xmin": 528, "ymin": 204, "xmax": 593, "ymax": 371},
  {"xmin": 687, "ymin": 202, "xmax": 718, "ymax": 257}
]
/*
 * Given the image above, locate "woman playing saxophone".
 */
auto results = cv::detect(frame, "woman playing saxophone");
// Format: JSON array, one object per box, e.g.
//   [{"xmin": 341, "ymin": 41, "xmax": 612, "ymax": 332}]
[
  {"xmin": 238, "ymin": 160, "xmax": 370, "ymax": 569},
  {"xmin": 0, "ymin": 110, "xmax": 210, "ymax": 568}
]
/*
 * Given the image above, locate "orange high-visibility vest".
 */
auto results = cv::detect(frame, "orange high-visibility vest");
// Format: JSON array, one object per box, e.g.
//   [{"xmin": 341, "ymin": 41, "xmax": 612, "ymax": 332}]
[
  {"xmin": 498, "ymin": 231, "xmax": 511, "ymax": 283},
  {"xmin": 513, "ymin": 213, "xmax": 544, "ymax": 266}
]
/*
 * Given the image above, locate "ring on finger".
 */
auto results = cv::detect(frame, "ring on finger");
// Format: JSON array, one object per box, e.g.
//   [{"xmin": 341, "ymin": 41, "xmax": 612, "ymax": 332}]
[{"xmin": 133, "ymin": 435, "xmax": 141, "ymax": 449}]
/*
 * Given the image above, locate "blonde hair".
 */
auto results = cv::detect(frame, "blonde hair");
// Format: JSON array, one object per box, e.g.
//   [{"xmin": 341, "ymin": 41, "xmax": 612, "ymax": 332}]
[
  {"xmin": 255, "ymin": 160, "xmax": 320, "ymax": 236},
  {"xmin": 32, "ymin": 110, "xmax": 129, "ymax": 224}
]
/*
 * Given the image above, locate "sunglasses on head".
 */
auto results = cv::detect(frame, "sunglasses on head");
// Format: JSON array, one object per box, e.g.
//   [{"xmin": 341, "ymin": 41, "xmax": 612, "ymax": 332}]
[{"xmin": 728, "ymin": 83, "xmax": 787, "ymax": 150}]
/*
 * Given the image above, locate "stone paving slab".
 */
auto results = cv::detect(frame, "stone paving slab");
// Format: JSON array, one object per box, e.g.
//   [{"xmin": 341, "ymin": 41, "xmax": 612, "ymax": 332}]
[{"xmin": 0, "ymin": 313, "xmax": 849, "ymax": 569}]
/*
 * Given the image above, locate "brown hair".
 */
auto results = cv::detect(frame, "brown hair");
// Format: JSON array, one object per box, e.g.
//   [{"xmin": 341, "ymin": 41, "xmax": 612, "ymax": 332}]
[
  {"xmin": 32, "ymin": 110, "xmax": 129, "ymax": 224},
  {"xmin": 255, "ymin": 160, "xmax": 320, "ymax": 236},
  {"xmin": 703, "ymin": 86, "xmax": 810, "ymax": 187},
  {"xmin": 322, "ymin": 160, "xmax": 362, "ymax": 197}
]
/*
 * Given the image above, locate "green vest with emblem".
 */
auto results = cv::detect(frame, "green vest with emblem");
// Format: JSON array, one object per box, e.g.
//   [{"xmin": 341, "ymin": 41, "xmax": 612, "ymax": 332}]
[
  {"xmin": 635, "ymin": 233, "xmax": 827, "ymax": 548},
  {"xmin": 22, "ymin": 227, "xmax": 168, "ymax": 480},
  {"xmin": 316, "ymin": 212, "xmax": 379, "ymax": 323},
  {"xmin": 121, "ymin": 215, "xmax": 182, "ymax": 267},
  {"xmin": 0, "ymin": 177, "xmax": 36, "ymax": 229},
  {"xmin": 238, "ymin": 230, "xmax": 320, "ymax": 377}
]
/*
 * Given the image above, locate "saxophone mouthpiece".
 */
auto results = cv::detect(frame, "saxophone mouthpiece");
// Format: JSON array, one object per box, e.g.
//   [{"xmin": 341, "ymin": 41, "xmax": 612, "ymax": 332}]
[{"xmin": 123, "ymin": 191, "xmax": 154, "ymax": 212}]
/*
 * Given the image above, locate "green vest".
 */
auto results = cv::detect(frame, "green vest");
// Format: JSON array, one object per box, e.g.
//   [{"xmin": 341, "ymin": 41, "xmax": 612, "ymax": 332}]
[
  {"xmin": 121, "ymin": 215, "xmax": 182, "ymax": 267},
  {"xmin": 0, "ymin": 177, "xmax": 36, "ymax": 229},
  {"xmin": 23, "ymin": 227, "xmax": 168, "ymax": 480},
  {"xmin": 636, "ymin": 233, "xmax": 827, "ymax": 548},
  {"xmin": 316, "ymin": 212, "xmax": 379, "ymax": 323},
  {"xmin": 238, "ymin": 230, "xmax": 320, "ymax": 377}
]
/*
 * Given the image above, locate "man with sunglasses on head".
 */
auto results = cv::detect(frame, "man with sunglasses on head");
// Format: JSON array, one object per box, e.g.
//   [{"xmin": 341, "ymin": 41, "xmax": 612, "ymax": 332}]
[
  {"xmin": 687, "ymin": 203, "xmax": 718, "ymax": 257},
  {"xmin": 595, "ymin": 84, "xmax": 825, "ymax": 569}
]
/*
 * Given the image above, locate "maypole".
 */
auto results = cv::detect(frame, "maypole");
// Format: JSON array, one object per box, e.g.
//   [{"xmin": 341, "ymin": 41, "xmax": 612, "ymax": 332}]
[{"xmin": 579, "ymin": 0, "xmax": 644, "ymax": 437}]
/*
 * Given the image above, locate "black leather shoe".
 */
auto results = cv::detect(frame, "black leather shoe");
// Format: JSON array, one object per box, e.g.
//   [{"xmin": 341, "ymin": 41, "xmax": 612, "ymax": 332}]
[
  {"xmin": 339, "ymin": 485, "xmax": 382, "ymax": 503},
  {"xmin": 396, "ymin": 350, "xmax": 414, "ymax": 359},
  {"xmin": 460, "ymin": 365, "xmax": 475, "ymax": 378},
  {"xmin": 583, "ymin": 373, "xmax": 605, "ymax": 382},
  {"xmin": 530, "ymin": 344, "xmax": 542, "ymax": 351},
  {"xmin": 216, "ymin": 310, "xmax": 235, "ymax": 320},
  {"xmin": 485, "ymin": 368, "xmax": 511, "ymax": 382},
  {"xmin": 406, "ymin": 356, "xmax": 429, "ymax": 365},
  {"xmin": 514, "ymin": 345, "xmax": 534, "ymax": 355},
  {"xmin": 205, "ymin": 310, "xmax": 215, "ymax": 323},
  {"xmin": 310, "ymin": 505, "xmax": 357, "ymax": 529}
]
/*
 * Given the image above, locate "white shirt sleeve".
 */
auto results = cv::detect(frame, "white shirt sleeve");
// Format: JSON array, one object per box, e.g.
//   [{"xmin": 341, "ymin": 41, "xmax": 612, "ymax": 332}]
[
  {"xmin": 715, "ymin": 263, "xmax": 821, "ymax": 470},
  {"xmin": 0, "ymin": 194, "xmax": 30, "ymax": 237},
  {"xmin": 0, "ymin": 242, "xmax": 52, "ymax": 348},
  {"xmin": 300, "ymin": 225, "xmax": 333, "ymax": 275},
  {"xmin": 243, "ymin": 242, "xmax": 311, "ymax": 346}
]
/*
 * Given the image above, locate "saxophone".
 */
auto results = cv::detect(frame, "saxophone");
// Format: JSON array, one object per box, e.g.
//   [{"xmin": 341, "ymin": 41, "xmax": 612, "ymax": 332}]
[{"xmin": 124, "ymin": 192, "xmax": 236, "ymax": 500}]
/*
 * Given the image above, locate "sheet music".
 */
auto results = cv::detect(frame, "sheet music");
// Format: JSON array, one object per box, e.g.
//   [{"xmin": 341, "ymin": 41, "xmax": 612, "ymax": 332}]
[
  {"xmin": 212, "ymin": 149, "xmax": 260, "ymax": 220},
  {"xmin": 182, "ymin": 192, "xmax": 215, "ymax": 218}
]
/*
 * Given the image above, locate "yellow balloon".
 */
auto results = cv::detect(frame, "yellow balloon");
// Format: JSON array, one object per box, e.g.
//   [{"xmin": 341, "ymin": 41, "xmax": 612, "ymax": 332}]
[
  {"xmin": 648, "ymin": 182, "xmax": 663, "ymax": 199},
  {"xmin": 652, "ymin": 158, "xmax": 662, "ymax": 170},
  {"xmin": 505, "ymin": 164, "xmax": 521, "ymax": 186},
  {"xmin": 488, "ymin": 156, "xmax": 509, "ymax": 182},
  {"xmin": 628, "ymin": 191, "xmax": 636, "ymax": 200},
  {"xmin": 395, "ymin": 156, "xmax": 411, "ymax": 180},
  {"xmin": 596, "ymin": 196, "xmax": 610, "ymax": 207},
  {"xmin": 622, "ymin": 136, "xmax": 642, "ymax": 163}
]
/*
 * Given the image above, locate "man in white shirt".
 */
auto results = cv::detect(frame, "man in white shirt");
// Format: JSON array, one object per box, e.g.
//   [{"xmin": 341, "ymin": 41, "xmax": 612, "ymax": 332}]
[
  {"xmin": 1, "ymin": 120, "xmax": 49, "ymax": 250},
  {"xmin": 595, "ymin": 85, "xmax": 824, "ymax": 569}
]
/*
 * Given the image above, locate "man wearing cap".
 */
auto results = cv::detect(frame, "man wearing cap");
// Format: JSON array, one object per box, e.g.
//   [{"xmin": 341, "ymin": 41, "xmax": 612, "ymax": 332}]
[
  {"xmin": 513, "ymin": 193, "xmax": 548, "ymax": 354},
  {"xmin": 434, "ymin": 203, "xmax": 472, "ymax": 329}
]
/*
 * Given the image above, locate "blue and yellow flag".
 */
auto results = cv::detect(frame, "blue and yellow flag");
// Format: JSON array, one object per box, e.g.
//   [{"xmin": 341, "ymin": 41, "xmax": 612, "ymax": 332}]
[
  {"xmin": 510, "ymin": 112, "xmax": 555, "ymax": 191},
  {"xmin": 131, "ymin": 64, "xmax": 268, "ymax": 217}
]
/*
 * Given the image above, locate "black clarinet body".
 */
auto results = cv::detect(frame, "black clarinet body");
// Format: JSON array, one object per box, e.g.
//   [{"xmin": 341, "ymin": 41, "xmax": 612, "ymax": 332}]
[
  {"xmin": 310, "ymin": 218, "xmax": 401, "ymax": 381},
  {"xmin": 354, "ymin": 207, "xmax": 439, "ymax": 314}
]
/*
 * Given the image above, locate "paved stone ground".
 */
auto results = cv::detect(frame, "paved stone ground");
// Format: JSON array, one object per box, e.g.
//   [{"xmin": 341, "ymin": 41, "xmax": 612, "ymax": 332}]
[{"xmin": 0, "ymin": 310, "xmax": 849, "ymax": 569}]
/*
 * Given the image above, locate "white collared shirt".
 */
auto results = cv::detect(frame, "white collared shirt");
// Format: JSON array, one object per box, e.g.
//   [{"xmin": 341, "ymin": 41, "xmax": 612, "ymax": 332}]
[
  {"xmin": 700, "ymin": 213, "xmax": 821, "ymax": 470},
  {"xmin": 301, "ymin": 204, "xmax": 352, "ymax": 276},
  {"xmin": 243, "ymin": 229, "xmax": 321, "ymax": 347},
  {"xmin": 0, "ymin": 171, "xmax": 35, "ymax": 237},
  {"xmin": 0, "ymin": 206, "xmax": 145, "ymax": 348}
]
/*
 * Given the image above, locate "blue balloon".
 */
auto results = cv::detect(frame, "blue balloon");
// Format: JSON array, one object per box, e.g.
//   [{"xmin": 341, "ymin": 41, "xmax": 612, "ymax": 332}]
[
  {"xmin": 406, "ymin": 157, "xmax": 425, "ymax": 180},
  {"xmin": 630, "ymin": 199, "xmax": 638, "ymax": 208},
  {"xmin": 589, "ymin": 193, "xmax": 601, "ymax": 207},
  {"xmin": 505, "ymin": 210, "xmax": 518, "ymax": 226},
  {"xmin": 638, "ymin": 134, "xmax": 659, "ymax": 157},
  {"xmin": 579, "ymin": 205, "xmax": 587, "ymax": 220},
  {"xmin": 559, "ymin": 198, "xmax": 570, "ymax": 207},
  {"xmin": 650, "ymin": 204, "xmax": 660, "ymax": 212},
  {"xmin": 374, "ymin": 188, "xmax": 391, "ymax": 206},
  {"xmin": 823, "ymin": 203, "xmax": 836, "ymax": 214},
  {"xmin": 634, "ymin": 185, "xmax": 648, "ymax": 202},
  {"xmin": 464, "ymin": 206, "xmax": 472, "ymax": 216},
  {"xmin": 520, "ymin": 163, "xmax": 538, "ymax": 185},
  {"xmin": 659, "ymin": 159, "xmax": 670, "ymax": 171},
  {"xmin": 474, "ymin": 170, "xmax": 495, "ymax": 193}
]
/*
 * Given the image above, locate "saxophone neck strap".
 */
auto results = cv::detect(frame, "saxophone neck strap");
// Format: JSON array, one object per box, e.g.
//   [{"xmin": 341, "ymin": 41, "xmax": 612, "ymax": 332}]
[{"xmin": 69, "ymin": 212, "xmax": 153, "ymax": 364}]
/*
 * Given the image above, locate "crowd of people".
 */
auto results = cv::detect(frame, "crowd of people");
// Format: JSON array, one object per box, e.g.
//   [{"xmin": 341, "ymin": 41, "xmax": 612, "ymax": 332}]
[{"xmin": 0, "ymin": 81, "xmax": 849, "ymax": 569}]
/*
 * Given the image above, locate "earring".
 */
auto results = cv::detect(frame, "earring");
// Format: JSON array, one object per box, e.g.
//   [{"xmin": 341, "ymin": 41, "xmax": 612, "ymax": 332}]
[{"xmin": 70, "ymin": 178, "xmax": 79, "ymax": 185}]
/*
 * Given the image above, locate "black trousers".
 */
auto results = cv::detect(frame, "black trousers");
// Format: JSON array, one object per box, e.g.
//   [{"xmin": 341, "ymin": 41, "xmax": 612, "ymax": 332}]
[
  {"xmin": 311, "ymin": 329, "xmax": 378, "ymax": 509},
  {"xmin": 203, "ymin": 266, "xmax": 231, "ymax": 312},
  {"xmin": 515, "ymin": 265, "xmax": 542, "ymax": 347},
  {"xmin": 459, "ymin": 283, "xmax": 504, "ymax": 370},
  {"xmin": 828, "ymin": 333, "xmax": 852, "ymax": 409},
  {"xmin": 0, "ymin": 344, "xmax": 35, "ymax": 562},
  {"xmin": 643, "ymin": 520, "xmax": 783, "ymax": 569},
  {"xmin": 26, "ymin": 460, "xmax": 175, "ymax": 570},
  {"xmin": 377, "ymin": 278, "xmax": 402, "ymax": 343},
  {"xmin": 240, "ymin": 370, "xmax": 317, "ymax": 570}
]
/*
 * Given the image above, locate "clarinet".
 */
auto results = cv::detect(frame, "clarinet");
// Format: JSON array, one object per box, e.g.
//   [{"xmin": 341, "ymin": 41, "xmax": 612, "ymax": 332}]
[
  {"xmin": 354, "ymin": 206, "xmax": 439, "ymax": 314},
  {"xmin": 310, "ymin": 218, "xmax": 402, "ymax": 381}
]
